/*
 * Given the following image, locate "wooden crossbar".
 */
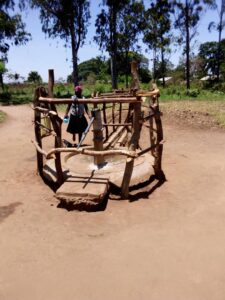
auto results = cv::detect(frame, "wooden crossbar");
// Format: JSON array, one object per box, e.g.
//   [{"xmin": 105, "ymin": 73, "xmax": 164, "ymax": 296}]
[
  {"xmin": 31, "ymin": 140, "xmax": 137, "ymax": 159},
  {"xmin": 39, "ymin": 96, "xmax": 139, "ymax": 104}
]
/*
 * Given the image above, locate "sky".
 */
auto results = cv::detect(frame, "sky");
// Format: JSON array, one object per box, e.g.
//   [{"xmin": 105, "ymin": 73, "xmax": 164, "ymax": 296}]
[{"xmin": 6, "ymin": 0, "xmax": 223, "ymax": 82}]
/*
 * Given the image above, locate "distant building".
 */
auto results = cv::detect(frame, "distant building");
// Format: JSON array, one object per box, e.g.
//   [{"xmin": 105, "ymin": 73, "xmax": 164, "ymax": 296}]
[
  {"xmin": 158, "ymin": 77, "xmax": 172, "ymax": 83},
  {"xmin": 200, "ymin": 75, "xmax": 216, "ymax": 81}
]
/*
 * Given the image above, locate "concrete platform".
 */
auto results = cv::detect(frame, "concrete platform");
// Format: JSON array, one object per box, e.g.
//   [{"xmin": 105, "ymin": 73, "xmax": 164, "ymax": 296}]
[
  {"xmin": 43, "ymin": 151, "xmax": 155, "ymax": 206},
  {"xmin": 56, "ymin": 175, "xmax": 109, "ymax": 207},
  {"xmin": 65, "ymin": 152, "xmax": 154, "ymax": 187}
]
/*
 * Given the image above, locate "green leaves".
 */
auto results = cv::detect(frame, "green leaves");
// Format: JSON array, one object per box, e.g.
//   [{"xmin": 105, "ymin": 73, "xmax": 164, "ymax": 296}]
[{"xmin": 0, "ymin": 1, "xmax": 31, "ymax": 60}]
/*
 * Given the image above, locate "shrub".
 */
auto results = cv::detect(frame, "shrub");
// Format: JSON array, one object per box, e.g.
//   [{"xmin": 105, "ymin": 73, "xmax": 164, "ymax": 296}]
[
  {"xmin": 0, "ymin": 92, "xmax": 12, "ymax": 104},
  {"xmin": 186, "ymin": 89, "xmax": 200, "ymax": 97}
]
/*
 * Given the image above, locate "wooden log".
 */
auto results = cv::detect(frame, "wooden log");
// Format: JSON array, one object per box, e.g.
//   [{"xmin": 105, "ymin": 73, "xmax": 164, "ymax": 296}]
[
  {"xmin": 92, "ymin": 108, "xmax": 105, "ymax": 166},
  {"xmin": 121, "ymin": 99, "xmax": 142, "ymax": 198},
  {"xmin": 31, "ymin": 140, "xmax": 48, "ymax": 158},
  {"xmin": 33, "ymin": 121, "xmax": 56, "ymax": 136},
  {"xmin": 153, "ymin": 105, "xmax": 164, "ymax": 181},
  {"xmin": 102, "ymin": 103, "xmax": 108, "ymax": 140},
  {"xmin": 48, "ymin": 106, "xmax": 64, "ymax": 185},
  {"xmin": 102, "ymin": 123, "xmax": 132, "ymax": 127},
  {"xmin": 48, "ymin": 69, "xmax": 54, "ymax": 98},
  {"xmin": 103, "ymin": 126, "xmax": 125, "ymax": 150},
  {"xmin": 137, "ymin": 140, "xmax": 164, "ymax": 157},
  {"xmin": 119, "ymin": 103, "xmax": 122, "ymax": 123},
  {"xmin": 39, "ymin": 96, "xmax": 139, "ymax": 104},
  {"xmin": 116, "ymin": 130, "xmax": 128, "ymax": 147},
  {"xmin": 96, "ymin": 93, "xmax": 130, "ymax": 97},
  {"xmin": 112, "ymin": 103, "xmax": 115, "ymax": 131},
  {"xmin": 32, "ymin": 106, "xmax": 58, "ymax": 116},
  {"xmin": 130, "ymin": 61, "xmax": 140, "ymax": 91},
  {"xmin": 46, "ymin": 147, "xmax": 137, "ymax": 159},
  {"xmin": 34, "ymin": 88, "xmax": 44, "ymax": 176},
  {"xmin": 136, "ymin": 89, "xmax": 160, "ymax": 97}
]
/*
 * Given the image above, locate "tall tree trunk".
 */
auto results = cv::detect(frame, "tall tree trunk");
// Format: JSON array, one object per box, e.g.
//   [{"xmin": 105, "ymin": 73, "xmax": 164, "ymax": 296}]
[
  {"xmin": 0, "ymin": 73, "xmax": 4, "ymax": 91},
  {"xmin": 216, "ymin": 0, "xmax": 224, "ymax": 80},
  {"xmin": 111, "ymin": 54, "xmax": 117, "ymax": 89},
  {"xmin": 110, "ymin": 5, "xmax": 118, "ymax": 90},
  {"xmin": 152, "ymin": 48, "xmax": 156, "ymax": 82},
  {"xmin": 161, "ymin": 46, "xmax": 165, "ymax": 88},
  {"xmin": 70, "ymin": 23, "xmax": 79, "ymax": 86},
  {"xmin": 185, "ymin": 0, "xmax": 190, "ymax": 90},
  {"xmin": 125, "ymin": 50, "xmax": 129, "ymax": 88}
]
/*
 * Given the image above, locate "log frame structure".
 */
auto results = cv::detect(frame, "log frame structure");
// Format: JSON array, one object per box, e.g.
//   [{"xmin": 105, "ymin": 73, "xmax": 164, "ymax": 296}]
[{"xmin": 32, "ymin": 65, "xmax": 164, "ymax": 199}]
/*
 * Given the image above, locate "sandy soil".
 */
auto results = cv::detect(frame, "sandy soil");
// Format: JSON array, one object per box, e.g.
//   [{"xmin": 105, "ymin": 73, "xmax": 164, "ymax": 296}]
[{"xmin": 1, "ymin": 104, "xmax": 225, "ymax": 300}]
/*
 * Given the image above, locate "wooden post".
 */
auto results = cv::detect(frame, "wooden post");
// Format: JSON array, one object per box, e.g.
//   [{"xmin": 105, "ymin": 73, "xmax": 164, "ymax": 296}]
[
  {"xmin": 92, "ymin": 108, "xmax": 105, "ymax": 167},
  {"xmin": 103, "ymin": 103, "xmax": 108, "ymax": 140},
  {"xmin": 49, "ymin": 104, "xmax": 64, "ymax": 185},
  {"xmin": 121, "ymin": 97, "xmax": 142, "ymax": 198},
  {"xmin": 48, "ymin": 69, "xmax": 54, "ymax": 98},
  {"xmin": 119, "ymin": 103, "xmax": 122, "ymax": 123},
  {"xmin": 34, "ymin": 88, "xmax": 43, "ymax": 176},
  {"xmin": 130, "ymin": 61, "xmax": 140, "ymax": 91},
  {"xmin": 152, "ymin": 105, "xmax": 165, "ymax": 181}
]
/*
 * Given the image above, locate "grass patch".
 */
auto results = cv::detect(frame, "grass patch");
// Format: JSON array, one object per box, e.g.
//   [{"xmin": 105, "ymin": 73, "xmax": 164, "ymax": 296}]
[
  {"xmin": 0, "ymin": 110, "xmax": 6, "ymax": 123},
  {"xmin": 161, "ymin": 100, "xmax": 225, "ymax": 128}
]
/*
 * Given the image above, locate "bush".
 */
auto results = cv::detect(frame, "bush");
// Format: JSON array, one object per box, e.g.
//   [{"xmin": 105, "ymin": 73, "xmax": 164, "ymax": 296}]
[
  {"xmin": 186, "ymin": 88, "xmax": 200, "ymax": 97},
  {"xmin": 0, "ymin": 92, "xmax": 12, "ymax": 104}
]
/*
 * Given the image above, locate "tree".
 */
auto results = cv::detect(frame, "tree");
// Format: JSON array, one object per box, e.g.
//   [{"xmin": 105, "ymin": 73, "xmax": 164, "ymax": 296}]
[
  {"xmin": 0, "ymin": 1, "xmax": 30, "ymax": 89},
  {"xmin": 198, "ymin": 40, "xmax": 225, "ymax": 77},
  {"xmin": 95, "ymin": 0, "xmax": 130, "ymax": 89},
  {"xmin": 116, "ymin": 52, "xmax": 152, "ymax": 83},
  {"xmin": 27, "ymin": 71, "xmax": 42, "ymax": 83},
  {"xmin": 143, "ymin": 0, "xmax": 172, "ymax": 87},
  {"xmin": 208, "ymin": 0, "xmax": 225, "ymax": 79},
  {"xmin": 0, "ymin": 60, "xmax": 7, "ymax": 90},
  {"xmin": 0, "ymin": 1, "xmax": 31, "ymax": 60},
  {"xmin": 154, "ymin": 59, "xmax": 174, "ymax": 80},
  {"xmin": 28, "ymin": 0, "xmax": 90, "ymax": 86},
  {"xmin": 117, "ymin": 0, "xmax": 145, "ymax": 87},
  {"xmin": 78, "ymin": 56, "xmax": 110, "ymax": 81},
  {"xmin": 173, "ymin": 0, "xmax": 215, "ymax": 90}
]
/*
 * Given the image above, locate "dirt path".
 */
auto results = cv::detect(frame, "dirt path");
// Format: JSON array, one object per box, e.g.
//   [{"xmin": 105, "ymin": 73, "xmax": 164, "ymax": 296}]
[{"xmin": 1, "ymin": 104, "xmax": 225, "ymax": 300}]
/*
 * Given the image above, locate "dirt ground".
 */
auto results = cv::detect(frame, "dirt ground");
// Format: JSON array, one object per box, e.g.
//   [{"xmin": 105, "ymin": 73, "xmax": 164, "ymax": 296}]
[{"xmin": 1, "ymin": 104, "xmax": 225, "ymax": 300}]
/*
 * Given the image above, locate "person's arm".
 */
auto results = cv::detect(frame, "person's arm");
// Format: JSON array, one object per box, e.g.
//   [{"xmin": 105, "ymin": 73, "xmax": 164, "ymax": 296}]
[
  {"xmin": 64, "ymin": 103, "xmax": 71, "ymax": 117},
  {"xmin": 84, "ymin": 104, "xmax": 91, "ymax": 119}
]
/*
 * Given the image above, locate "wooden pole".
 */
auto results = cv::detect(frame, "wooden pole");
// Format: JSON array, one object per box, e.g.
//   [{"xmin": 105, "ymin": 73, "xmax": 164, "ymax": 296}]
[
  {"xmin": 34, "ymin": 88, "xmax": 43, "ymax": 176},
  {"xmin": 92, "ymin": 108, "xmax": 105, "ymax": 167},
  {"xmin": 130, "ymin": 61, "xmax": 140, "ymax": 91},
  {"xmin": 121, "ymin": 97, "xmax": 142, "ymax": 198},
  {"xmin": 152, "ymin": 105, "xmax": 165, "ymax": 181},
  {"xmin": 39, "ymin": 96, "xmax": 138, "ymax": 104},
  {"xmin": 48, "ymin": 69, "xmax": 54, "ymax": 98},
  {"xmin": 48, "ymin": 105, "xmax": 64, "ymax": 185},
  {"xmin": 103, "ymin": 103, "xmax": 108, "ymax": 140}
]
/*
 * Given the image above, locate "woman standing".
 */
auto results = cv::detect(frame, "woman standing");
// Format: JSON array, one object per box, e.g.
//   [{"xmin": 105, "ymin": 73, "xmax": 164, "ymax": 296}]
[{"xmin": 64, "ymin": 86, "xmax": 90, "ymax": 143}]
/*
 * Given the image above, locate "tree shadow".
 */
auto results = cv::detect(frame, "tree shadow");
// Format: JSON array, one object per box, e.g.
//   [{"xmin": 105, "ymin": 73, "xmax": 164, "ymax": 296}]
[{"xmin": 0, "ymin": 202, "xmax": 22, "ymax": 223}]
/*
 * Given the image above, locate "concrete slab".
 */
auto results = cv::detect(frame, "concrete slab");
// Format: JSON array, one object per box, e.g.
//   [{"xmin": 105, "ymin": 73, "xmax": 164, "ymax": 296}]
[{"xmin": 55, "ymin": 174, "xmax": 109, "ymax": 206}]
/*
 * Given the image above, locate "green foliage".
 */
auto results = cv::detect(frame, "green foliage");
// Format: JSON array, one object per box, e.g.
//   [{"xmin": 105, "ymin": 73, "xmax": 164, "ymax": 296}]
[
  {"xmin": 173, "ymin": 0, "xmax": 216, "ymax": 89},
  {"xmin": 0, "ymin": 1, "xmax": 31, "ymax": 60},
  {"xmin": 198, "ymin": 39, "xmax": 225, "ymax": 77},
  {"xmin": 28, "ymin": 0, "xmax": 91, "ymax": 85},
  {"xmin": 143, "ymin": 0, "xmax": 172, "ymax": 83},
  {"xmin": 186, "ymin": 88, "xmax": 200, "ymax": 97},
  {"xmin": 0, "ymin": 110, "xmax": 6, "ymax": 123},
  {"xmin": 95, "ymin": 0, "xmax": 141, "ymax": 88},
  {"xmin": 55, "ymin": 83, "xmax": 72, "ymax": 98},
  {"xmin": 27, "ymin": 71, "xmax": 42, "ymax": 83},
  {"xmin": 77, "ymin": 56, "xmax": 110, "ymax": 82},
  {"xmin": 0, "ymin": 91, "xmax": 11, "ymax": 104}
]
